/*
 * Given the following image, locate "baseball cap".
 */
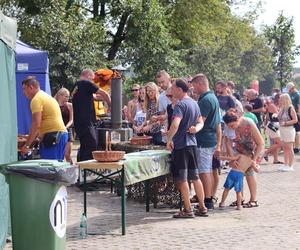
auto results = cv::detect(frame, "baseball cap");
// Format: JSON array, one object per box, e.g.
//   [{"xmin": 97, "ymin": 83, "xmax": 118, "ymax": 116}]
[{"xmin": 286, "ymin": 82, "xmax": 295, "ymax": 91}]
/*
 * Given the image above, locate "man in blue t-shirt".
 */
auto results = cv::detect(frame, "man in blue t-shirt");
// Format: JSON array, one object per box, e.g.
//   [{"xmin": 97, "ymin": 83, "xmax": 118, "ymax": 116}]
[
  {"xmin": 167, "ymin": 78, "xmax": 208, "ymax": 218},
  {"xmin": 191, "ymin": 74, "xmax": 222, "ymax": 210}
]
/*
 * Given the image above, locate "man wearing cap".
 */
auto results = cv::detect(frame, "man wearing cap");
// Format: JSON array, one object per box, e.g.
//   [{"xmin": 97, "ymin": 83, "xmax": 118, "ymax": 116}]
[
  {"xmin": 286, "ymin": 82, "xmax": 300, "ymax": 113},
  {"xmin": 286, "ymin": 82, "xmax": 300, "ymax": 153}
]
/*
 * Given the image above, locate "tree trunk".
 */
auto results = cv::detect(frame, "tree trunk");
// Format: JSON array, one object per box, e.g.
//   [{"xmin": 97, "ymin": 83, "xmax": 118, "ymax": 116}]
[
  {"xmin": 100, "ymin": 1, "xmax": 105, "ymax": 18},
  {"xmin": 107, "ymin": 12, "xmax": 130, "ymax": 61},
  {"xmin": 93, "ymin": 0, "xmax": 99, "ymax": 18}
]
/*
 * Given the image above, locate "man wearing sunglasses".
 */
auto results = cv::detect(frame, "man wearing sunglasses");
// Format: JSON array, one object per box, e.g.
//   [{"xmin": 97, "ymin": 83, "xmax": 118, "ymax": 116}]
[{"xmin": 127, "ymin": 84, "xmax": 140, "ymax": 124}]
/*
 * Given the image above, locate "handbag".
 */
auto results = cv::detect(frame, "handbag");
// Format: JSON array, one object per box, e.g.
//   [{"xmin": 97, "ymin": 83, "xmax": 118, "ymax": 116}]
[
  {"xmin": 42, "ymin": 131, "xmax": 62, "ymax": 148},
  {"xmin": 288, "ymin": 107, "xmax": 300, "ymax": 132},
  {"xmin": 267, "ymin": 122, "xmax": 279, "ymax": 133}
]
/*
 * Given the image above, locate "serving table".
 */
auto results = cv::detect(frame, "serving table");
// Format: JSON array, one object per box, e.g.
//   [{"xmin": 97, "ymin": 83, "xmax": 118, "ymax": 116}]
[{"xmin": 77, "ymin": 150, "xmax": 171, "ymax": 235}]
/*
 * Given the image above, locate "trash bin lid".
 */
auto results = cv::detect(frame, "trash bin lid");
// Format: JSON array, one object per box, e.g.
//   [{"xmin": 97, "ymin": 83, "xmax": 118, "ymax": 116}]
[
  {"xmin": 6, "ymin": 160, "xmax": 70, "ymax": 168},
  {"xmin": 4, "ymin": 160, "xmax": 77, "ymax": 185}
]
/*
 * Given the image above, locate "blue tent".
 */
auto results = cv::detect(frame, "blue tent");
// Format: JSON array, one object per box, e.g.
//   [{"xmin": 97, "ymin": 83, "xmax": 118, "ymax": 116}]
[{"xmin": 16, "ymin": 40, "xmax": 51, "ymax": 134}]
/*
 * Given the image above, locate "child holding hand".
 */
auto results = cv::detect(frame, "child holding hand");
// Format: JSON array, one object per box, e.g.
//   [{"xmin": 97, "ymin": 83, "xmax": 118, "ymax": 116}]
[{"xmin": 218, "ymin": 140, "xmax": 260, "ymax": 210}]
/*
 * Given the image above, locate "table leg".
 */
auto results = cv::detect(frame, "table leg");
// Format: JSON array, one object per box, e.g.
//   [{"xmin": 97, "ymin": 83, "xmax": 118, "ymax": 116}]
[
  {"xmin": 111, "ymin": 180, "xmax": 114, "ymax": 193},
  {"xmin": 121, "ymin": 167, "xmax": 126, "ymax": 235},
  {"xmin": 84, "ymin": 169, "xmax": 87, "ymax": 217},
  {"xmin": 145, "ymin": 180, "xmax": 150, "ymax": 212}
]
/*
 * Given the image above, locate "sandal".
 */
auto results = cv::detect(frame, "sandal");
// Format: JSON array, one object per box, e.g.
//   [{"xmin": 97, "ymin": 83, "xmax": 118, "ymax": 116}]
[
  {"xmin": 194, "ymin": 207, "xmax": 208, "ymax": 217},
  {"xmin": 243, "ymin": 201, "xmax": 259, "ymax": 208},
  {"xmin": 190, "ymin": 195, "xmax": 198, "ymax": 203},
  {"xmin": 229, "ymin": 200, "xmax": 245, "ymax": 207},
  {"xmin": 273, "ymin": 161, "xmax": 284, "ymax": 164},
  {"xmin": 173, "ymin": 209, "xmax": 195, "ymax": 218},
  {"xmin": 219, "ymin": 202, "xmax": 225, "ymax": 210},
  {"xmin": 212, "ymin": 197, "xmax": 218, "ymax": 204}
]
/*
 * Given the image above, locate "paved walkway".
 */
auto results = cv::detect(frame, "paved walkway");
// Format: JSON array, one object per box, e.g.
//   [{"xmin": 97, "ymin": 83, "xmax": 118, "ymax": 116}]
[
  {"xmin": 5, "ymin": 151, "xmax": 300, "ymax": 250},
  {"xmin": 65, "ymin": 157, "xmax": 300, "ymax": 250}
]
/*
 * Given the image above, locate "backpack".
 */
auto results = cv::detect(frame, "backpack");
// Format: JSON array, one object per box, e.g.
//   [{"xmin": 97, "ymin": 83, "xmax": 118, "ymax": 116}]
[{"xmin": 288, "ymin": 107, "xmax": 300, "ymax": 132}]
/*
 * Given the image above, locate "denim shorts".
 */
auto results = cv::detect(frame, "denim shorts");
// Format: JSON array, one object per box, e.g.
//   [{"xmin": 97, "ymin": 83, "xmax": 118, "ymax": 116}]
[
  {"xmin": 196, "ymin": 146, "xmax": 216, "ymax": 174},
  {"xmin": 224, "ymin": 169, "xmax": 244, "ymax": 192}
]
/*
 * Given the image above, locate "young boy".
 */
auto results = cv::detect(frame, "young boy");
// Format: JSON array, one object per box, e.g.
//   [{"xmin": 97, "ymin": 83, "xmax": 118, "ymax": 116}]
[
  {"xmin": 218, "ymin": 139, "xmax": 260, "ymax": 210},
  {"xmin": 133, "ymin": 99, "xmax": 146, "ymax": 135},
  {"xmin": 244, "ymin": 104, "xmax": 258, "ymax": 125}
]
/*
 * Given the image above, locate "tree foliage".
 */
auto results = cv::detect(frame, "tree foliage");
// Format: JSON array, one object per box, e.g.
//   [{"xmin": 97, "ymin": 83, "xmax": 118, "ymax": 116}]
[
  {"xmin": 1, "ymin": 0, "xmax": 108, "ymax": 91},
  {"xmin": 264, "ymin": 12, "xmax": 300, "ymax": 89},
  {"xmin": 1, "ymin": 0, "xmax": 275, "ymax": 92}
]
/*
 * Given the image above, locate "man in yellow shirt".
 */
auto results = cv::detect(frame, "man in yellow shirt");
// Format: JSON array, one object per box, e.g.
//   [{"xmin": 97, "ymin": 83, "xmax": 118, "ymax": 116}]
[{"xmin": 20, "ymin": 76, "xmax": 68, "ymax": 160}]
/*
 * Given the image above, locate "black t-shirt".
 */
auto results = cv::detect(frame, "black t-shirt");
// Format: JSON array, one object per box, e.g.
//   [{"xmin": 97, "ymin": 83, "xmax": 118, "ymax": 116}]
[
  {"xmin": 71, "ymin": 80, "xmax": 99, "ymax": 129},
  {"xmin": 233, "ymin": 92, "xmax": 241, "ymax": 101},
  {"xmin": 217, "ymin": 95, "xmax": 235, "ymax": 112},
  {"xmin": 167, "ymin": 104, "xmax": 174, "ymax": 130},
  {"xmin": 249, "ymin": 97, "xmax": 263, "ymax": 123}
]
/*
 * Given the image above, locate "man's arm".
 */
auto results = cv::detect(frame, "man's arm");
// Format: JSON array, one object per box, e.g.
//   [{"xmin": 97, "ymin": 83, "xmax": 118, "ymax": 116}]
[
  {"xmin": 225, "ymin": 136, "xmax": 234, "ymax": 156},
  {"xmin": 126, "ymin": 100, "xmax": 134, "ymax": 123},
  {"xmin": 250, "ymin": 160, "xmax": 260, "ymax": 173},
  {"xmin": 21, "ymin": 112, "xmax": 41, "ymax": 154},
  {"xmin": 166, "ymin": 117, "xmax": 181, "ymax": 150},
  {"xmin": 252, "ymin": 107, "xmax": 265, "ymax": 113},
  {"xmin": 95, "ymin": 88, "xmax": 111, "ymax": 106},
  {"xmin": 250, "ymin": 120, "xmax": 265, "ymax": 161},
  {"xmin": 215, "ymin": 123, "xmax": 222, "ymax": 155},
  {"xmin": 65, "ymin": 103, "xmax": 73, "ymax": 129},
  {"xmin": 188, "ymin": 116, "xmax": 204, "ymax": 134},
  {"xmin": 218, "ymin": 155, "xmax": 239, "ymax": 161}
]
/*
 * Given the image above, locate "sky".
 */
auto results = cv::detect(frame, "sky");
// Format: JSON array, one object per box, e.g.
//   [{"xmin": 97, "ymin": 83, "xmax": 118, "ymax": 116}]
[{"xmin": 233, "ymin": 0, "xmax": 300, "ymax": 67}]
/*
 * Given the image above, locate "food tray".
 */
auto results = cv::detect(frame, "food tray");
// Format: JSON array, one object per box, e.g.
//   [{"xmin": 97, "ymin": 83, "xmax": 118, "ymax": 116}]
[{"xmin": 130, "ymin": 136, "xmax": 152, "ymax": 145}]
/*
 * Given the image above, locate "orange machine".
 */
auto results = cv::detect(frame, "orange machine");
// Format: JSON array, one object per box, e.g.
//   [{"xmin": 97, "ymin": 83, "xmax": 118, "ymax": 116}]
[{"xmin": 93, "ymin": 69, "xmax": 115, "ymax": 118}]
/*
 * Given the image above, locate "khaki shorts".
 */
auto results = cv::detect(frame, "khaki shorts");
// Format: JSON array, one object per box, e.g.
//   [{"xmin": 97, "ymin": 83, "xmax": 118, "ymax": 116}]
[{"xmin": 280, "ymin": 126, "xmax": 295, "ymax": 143}]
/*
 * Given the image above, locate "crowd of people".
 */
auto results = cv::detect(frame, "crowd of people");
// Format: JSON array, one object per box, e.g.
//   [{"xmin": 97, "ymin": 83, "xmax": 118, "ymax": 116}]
[
  {"xmin": 124, "ymin": 71, "xmax": 300, "ymax": 217},
  {"xmin": 20, "ymin": 69, "xmax": 300, "ymax": 218}
]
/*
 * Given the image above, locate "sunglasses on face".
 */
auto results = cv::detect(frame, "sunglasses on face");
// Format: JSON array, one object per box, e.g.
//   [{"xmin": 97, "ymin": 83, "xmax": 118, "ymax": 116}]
[
  {"xmin": 131, "ymin": 89, "xmax": 139, "ymax": 92},
  {"xmin": 166, "ymin": 94, "xmax": 173, "ymax": 98}
]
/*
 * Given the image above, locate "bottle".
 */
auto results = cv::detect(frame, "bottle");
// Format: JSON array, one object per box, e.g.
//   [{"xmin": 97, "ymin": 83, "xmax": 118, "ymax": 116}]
[
  {"xmin": 111, "ymin": 131, "xmax": 121, "ymax": 143},
  {"xmin": 79, "ymin": 213, "xmax": 87, "ymax": 239}
]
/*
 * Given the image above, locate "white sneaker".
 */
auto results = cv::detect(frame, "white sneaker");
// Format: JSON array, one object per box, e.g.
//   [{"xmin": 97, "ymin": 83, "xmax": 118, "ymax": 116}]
[
  {"xmin": 281, "ymin": 165, "xmax": 294, "ymax": 172},
  {"xmin": 278, "ymin": 165, "xmax": 285, "ymax": 171}
]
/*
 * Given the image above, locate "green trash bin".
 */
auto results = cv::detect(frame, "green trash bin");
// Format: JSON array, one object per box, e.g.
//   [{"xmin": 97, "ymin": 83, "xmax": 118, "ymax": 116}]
[{"xmin": 4, "ymin": 160, "xmax": 76, "ymax": 250}]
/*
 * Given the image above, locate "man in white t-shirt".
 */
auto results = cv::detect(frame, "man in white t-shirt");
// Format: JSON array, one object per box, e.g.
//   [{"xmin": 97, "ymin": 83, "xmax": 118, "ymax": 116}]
[
  {"xmin": 155, "ymin": 70, "xmax": 172, "ymax": 143},
  {"xmin": 156, "ymin": 70, "xmax": 172, "ymax": 114}
]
